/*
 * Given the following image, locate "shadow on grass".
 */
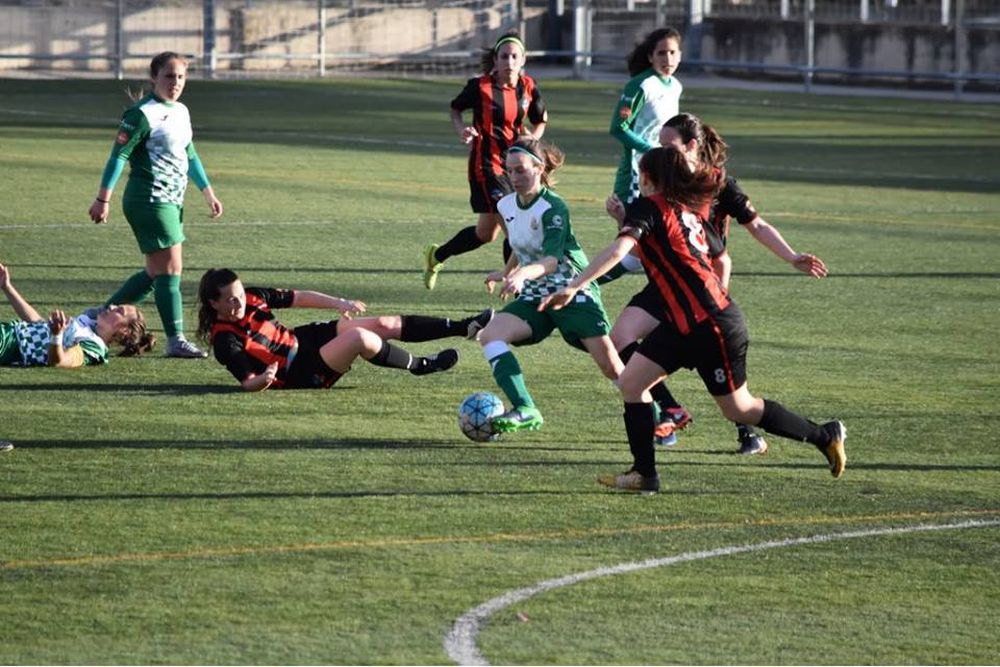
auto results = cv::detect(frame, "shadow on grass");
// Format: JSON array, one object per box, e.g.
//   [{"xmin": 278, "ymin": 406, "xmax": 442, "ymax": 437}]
[{"xmin": 0, "ymin": 383, "xmax": 236, "ymax": 395}]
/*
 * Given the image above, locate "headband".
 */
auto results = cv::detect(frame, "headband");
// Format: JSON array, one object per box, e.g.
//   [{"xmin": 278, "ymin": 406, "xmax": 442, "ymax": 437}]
[
  {"xmin": 508, "ymin": 145, "xmax": 544, "ymax": 164},
  {"xmin": 494, "ymin": 35, "xmax": 525, "ymax": 54}
]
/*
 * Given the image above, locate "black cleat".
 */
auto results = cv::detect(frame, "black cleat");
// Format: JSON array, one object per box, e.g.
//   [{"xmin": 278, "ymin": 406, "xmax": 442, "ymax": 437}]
[{"xmin": 410, "ymin": 348, "xmax": 459, "ymax": 376}]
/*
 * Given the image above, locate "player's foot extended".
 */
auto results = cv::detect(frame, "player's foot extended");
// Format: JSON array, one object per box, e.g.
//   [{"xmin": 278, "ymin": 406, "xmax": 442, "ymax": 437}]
[
  {"xmin": 0, "ymin": 441, "xmax": 13, "ymax": 453},
  {"xmin": 664, "ymin": 405, "xmax": 692, "ymax": 430},
  {"xmin": 423, "ymin": 243, "xmax": 442, "ymax": 290},
  {"xmin": 597, "ymin": 468, "xmax": 660, "ymax": 494},
  {"xmin": 653, "ymin": 419, "xmax": 678, "ymax": 447},
  {"xmin": 737, "ymin": 430, "xmax": 768, "ymax": 455},
  {"xmin": 410, "ymin": 348, "xmax": 459, "ymax": 376},
  {"xmin": 465, "ymin": 308, "xmax": 495, "ymax": 340},
  {"xmin": 492, "ymin": 406, "xmax": 543, "ymax": 433},
  {"xmin": 819, "ymin": 420, "xmax": 847, "ymax": 478},
  {"xmin": 165, "ymin": 338, "xmax": 208, "ymax": 359}
]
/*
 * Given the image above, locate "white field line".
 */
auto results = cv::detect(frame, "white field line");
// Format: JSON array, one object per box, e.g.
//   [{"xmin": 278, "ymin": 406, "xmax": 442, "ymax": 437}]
[{"xmin": 444, "ymin": 518, "xmax": 1000, "ymax": 666}]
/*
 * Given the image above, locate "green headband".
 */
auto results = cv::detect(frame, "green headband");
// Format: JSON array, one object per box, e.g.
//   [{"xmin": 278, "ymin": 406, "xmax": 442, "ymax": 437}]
[
  {"xmin": 494, "ymin": 35, "xmax": 525, "ymax": 54},
  {"xmin": 508, "ymin": 145, "xmax": 543, "ymax": 164}
]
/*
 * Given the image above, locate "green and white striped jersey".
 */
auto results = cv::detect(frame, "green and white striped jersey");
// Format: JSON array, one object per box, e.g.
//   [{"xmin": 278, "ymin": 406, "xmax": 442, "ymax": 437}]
[
  {"xmin": 112, "ymin": 93, "xmax": 196, "ymax": 206},
  {"xmin": 610, "ymin": 68, "xmax": 682, "ymax": 202},
  {"xmin": 498, "ymin": 188, "xmax": 599, "ymax": 303}
]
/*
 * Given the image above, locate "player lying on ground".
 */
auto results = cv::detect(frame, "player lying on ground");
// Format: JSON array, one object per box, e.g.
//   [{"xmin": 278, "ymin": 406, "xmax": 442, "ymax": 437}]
[
  {"xmin": 540, "ymin": 147, "xmax": 845, "ymax": 493},
  {"xmin": 197, "ymin": 268, "xmax": 493, "ymax": 392},
  {"xmin": 1, "ymin": 262, "xmax": 154, "ymax": 368}
]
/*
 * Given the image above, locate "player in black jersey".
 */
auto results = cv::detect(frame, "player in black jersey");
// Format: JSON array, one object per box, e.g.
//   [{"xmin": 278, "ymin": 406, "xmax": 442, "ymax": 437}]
[
  {"xmin": 422, "ymin": 32, "xmax": 548, "ymax": 290},
  {"xmin": 542, "ymin": 147, "xmax": 845, "ymax": 493}
]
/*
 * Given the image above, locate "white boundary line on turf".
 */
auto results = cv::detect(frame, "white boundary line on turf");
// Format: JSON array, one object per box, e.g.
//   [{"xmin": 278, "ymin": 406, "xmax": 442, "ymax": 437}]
[{"xmin": 443, "ymin": 518, "xmax": 1000, "ymax": 666}]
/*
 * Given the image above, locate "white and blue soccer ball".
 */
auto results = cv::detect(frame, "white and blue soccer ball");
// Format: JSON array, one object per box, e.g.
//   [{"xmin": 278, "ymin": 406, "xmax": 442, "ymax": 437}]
[{"xmin": 458, "ymin": 391, "xmax": 505, "ymax": 442}]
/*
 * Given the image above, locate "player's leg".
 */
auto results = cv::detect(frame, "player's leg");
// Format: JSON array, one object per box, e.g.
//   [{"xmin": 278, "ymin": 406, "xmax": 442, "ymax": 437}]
[
  {"xmin": 597, "ymin": 351, "xmax": 668, "ymax": 493},
  {"xmin": 145, "ymin": 244, "xmax": 205, "ymax": 359},
  {"xmin": 321, "ymin": 326, "xmax": 457, "ymax": 376},
  {"xmin": 478, "ymin": 309, "xmax": 543, "ymax": 432},
  {"xmin": 711, "ymin": 386, "xmax": 845, "ymax": 478},
  {"xmin": 340, "ymin": 310, "xmax": 495, "ymax": 343}
]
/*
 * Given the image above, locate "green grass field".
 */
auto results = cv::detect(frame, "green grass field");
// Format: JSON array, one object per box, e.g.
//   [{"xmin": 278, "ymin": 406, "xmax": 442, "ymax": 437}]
[{"xmin": 1, "ymin": 76, "xmax": 999, "ymax": 665}]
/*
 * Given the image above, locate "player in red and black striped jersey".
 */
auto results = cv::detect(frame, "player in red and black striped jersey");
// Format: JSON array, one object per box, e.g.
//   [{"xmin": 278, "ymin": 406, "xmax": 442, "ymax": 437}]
[
  {"xmin": 196, "ymin": 269, "xmax": 493, "ymax": 393},
  {"xmin": 541, "ymin": 147, "xmax": 845, "ymax": 493},
  {"xmin": 422, "ymin": 32, "xmax": 548, "ymax": 290}
]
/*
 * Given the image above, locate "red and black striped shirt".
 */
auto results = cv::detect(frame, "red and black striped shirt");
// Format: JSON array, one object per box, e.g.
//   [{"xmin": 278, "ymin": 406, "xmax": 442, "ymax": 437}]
[
  {"xmin": 210, "ymin": 287, "xmax": 297, "ymax": 387},
  {"xmin": 451, "ymin": 73, "xmax": 547, "ymax": 184},
  {"xmin": 619, "ymin": 193, "xmax": 731, "ymax": 335}
]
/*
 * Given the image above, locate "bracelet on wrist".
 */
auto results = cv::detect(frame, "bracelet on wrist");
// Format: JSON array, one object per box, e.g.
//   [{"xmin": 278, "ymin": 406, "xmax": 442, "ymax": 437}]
[{"xmin": 96, "ymin": 197, "xmax": 109, "ymax": 204}]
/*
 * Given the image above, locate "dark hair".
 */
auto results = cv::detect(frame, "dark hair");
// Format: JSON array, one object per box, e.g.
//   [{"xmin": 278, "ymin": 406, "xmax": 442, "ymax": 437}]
[
  {"xmin": 638, "ymin": 146, "xmax": 720, "ymax": 213},
  {"xmin": 663, "ymin": 112, "xmax": 728, "ymax": 170},
  {"xmin": 196, "ymin": 268, "xmax": 240, "ymax": 340},
  {"xmin": 627, "ymin": 27, "xmax": 682, "ymax": 76},
  {"xmin": 127, "ymin": 51, "xmax": 188, "ymax": 102},
  {"xmin": 480, "ymin": 30, "xmax": 525, "ymax": 75},
  {"xmin": 115, "ymin": 309, "xmax": 155, "ymax": 357},
  {"xmin": 507, "ymin": 136, "xmax": 565, "ymax": 187}
]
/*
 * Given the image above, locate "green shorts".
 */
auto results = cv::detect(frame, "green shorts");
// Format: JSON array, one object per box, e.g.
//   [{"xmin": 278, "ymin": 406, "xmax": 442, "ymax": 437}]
[
  {"xmin": 123, "ymin": 200, "xmax": 185, "ymax": 254},
  {"xmin": 503, "ymin": 295, "xmax": 612, "ymax": 351}
]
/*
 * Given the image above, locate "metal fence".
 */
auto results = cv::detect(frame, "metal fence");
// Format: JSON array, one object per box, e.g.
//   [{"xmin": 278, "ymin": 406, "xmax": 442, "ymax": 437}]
[{"xmin": 0, "ymin": 0, "xmax": 997, "ymax": 94}]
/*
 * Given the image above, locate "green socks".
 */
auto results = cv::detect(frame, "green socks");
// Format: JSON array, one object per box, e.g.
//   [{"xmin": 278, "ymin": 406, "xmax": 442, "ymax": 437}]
[
  {"xmin": 153, "ymin": 274, "xmax": 184, "ymax": 339},
  {"xmin": 105, "ymin": 270, "xmax": 154, "ymax": 306}
]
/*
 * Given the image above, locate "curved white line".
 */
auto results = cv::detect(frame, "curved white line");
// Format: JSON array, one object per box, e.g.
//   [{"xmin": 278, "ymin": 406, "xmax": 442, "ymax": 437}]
[{"xmin": 444, "ymin": 518, "xmax": 1000, "ymax": 666}]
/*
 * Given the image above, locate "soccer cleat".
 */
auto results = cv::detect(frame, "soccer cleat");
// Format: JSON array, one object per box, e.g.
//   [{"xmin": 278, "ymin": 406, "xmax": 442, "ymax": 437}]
[
  {"xmin": 597, "ymin": 469, "xmax": 660, "ymax": 494},
  {"xmin": 818, "ymin": 420, "xmax": 847, "ymax": 478},
  {"xmin": 465, "ymin": 308, "xmax": 495, "ymax": 340},
  {"xmin": 737, "ymin": 431, "xmax": 768, "ymax": 456},
  {"xmin": 492, "ymin": 406, "xmax": 544, "ymax": 433},
  {"xmin": 0, "ymin": 441, "xmax": 13, "ymax": 453},
  {"xmin": 664, "ymin": 406, "xmax": 692, "ymax": 430},
  {"xmin": 423, "ymin": 243, "xmax": 443, "ymax": 290},
  {"xmin": 165, "ymin": 338, "xmax": 208, "ymax": 359},
  {"xmin": 653, "ymin": 419, "xmax": 678, "ymax": 447},
  {"xmin": 410, "ymin": 348, "xmax": 459, "ymax": 376}
]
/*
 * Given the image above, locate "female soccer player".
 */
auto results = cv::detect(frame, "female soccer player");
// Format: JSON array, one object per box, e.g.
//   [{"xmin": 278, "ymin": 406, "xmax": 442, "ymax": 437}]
[
  {"xmin": 540, "ymin": 148, "xmax": 846, "ymax": 493},
  {"xmin": 196, "ymin": 269, "xmax": 493, "ymax": 392},
  {"xmin": 1, "ymin": 262, "xmax": 154, "ymax": 368},
  {"xmin": 88, "ymin": 51, "xmax": 223, "ymax": 359},
  {"xmin": 476, "ymin": 138, "xmax": 624, "ymax": 433},
  {"xmin": 610, "ymin": 27, "xmax": 683, "ymax": 205},
  {"xmin": 422, "ymin": 31, "xmax": 547, "ymax": 290}
]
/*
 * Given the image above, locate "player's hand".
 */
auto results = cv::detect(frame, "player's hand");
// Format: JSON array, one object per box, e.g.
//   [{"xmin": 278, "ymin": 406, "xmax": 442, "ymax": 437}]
[
  {"xmin": 89, "ymin": 199, "xmax": 110, "ymax": 224},
  {"xmin": 538, "ymin": 288, "xmax": 575, "ymax": 312},
  {"xmin": 605, "ymin": 194, "xmax": 625, "ymax": 226},
  {"xmin": 203, "ymin": 188, "xmax": 224, "ymax": 219},
  {"xmin": 48, "ymin": 310, "xmax": 68, "ymax": 334},
  {"xmin": 337, "ymin": 298, "xmax": 366, "ymax": 319},
  {"xmin": 792, "ymin": 253, "xmax": 828, "ymax": 278},
  {"xmin": 0, "ymin": 262, "xmax": 10, "ymax": 290},
  {"xmin": 499, "ymin": 274, "xmax": 523, "ymax": 301},
  {"xmin": 484, "ymin": 270, "xmax": 505, "ymax": 295},
  {"xmin": 460, "ymin": 126, "xmax": 479, "ymax": 145}
]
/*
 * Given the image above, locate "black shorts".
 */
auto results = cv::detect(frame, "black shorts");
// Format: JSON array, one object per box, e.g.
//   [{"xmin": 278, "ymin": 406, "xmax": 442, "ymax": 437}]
[
  {"xmin": 625, "ymin": 283, "xmax": 667, "ymax": 322},
  {"xmin": 705, "ymin": 219, "xmax": 729, "ymax": 259},
  {"xmin": 284, "ymin": 321, "xmax": 343, "ymax": 389},
  {"xmin": 636, "ymin": 304, "xmax": 749, "ymax": 396},
  {"xmin": 469, "ymin": 171, "xmax": 513, "ymax": 214}
]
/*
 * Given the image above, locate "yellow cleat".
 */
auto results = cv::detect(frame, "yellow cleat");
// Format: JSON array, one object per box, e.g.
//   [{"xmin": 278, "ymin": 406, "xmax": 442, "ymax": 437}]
[{"xmin": 423, "ymin": 243, "xmax": 443, "ymax": 290}]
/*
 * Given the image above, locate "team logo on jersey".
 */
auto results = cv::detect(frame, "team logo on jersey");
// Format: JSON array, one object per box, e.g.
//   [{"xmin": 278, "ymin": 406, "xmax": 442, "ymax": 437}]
[
  {"xmin": 550, "ymin": 215, "xmax": 564, "ymax": 229},
  {"xmin": 116, "ymin": 131, "xmax": 129, "ymax": 145},
  {"xmin": 530, "ymin": 217, "xmax": 539, "ymax": 231}
]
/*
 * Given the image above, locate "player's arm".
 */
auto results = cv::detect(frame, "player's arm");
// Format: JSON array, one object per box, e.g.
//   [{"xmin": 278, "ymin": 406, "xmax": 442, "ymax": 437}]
[
  {"xmin": 291, "ymin": 290, "xmax": 366, "ymax": 318},
  {"xmin": 211, "ymin": 330, "xmax": 276, "ymax": 392},
  {"xmin": 187, "ymin": 143, "xmax": 223, "ymax": 219},
  {"xmin": 89, "ymin": 110, "xmax": 149, "ymax": 224},
  {"xmin": 485, "ymin": 254, "xmax": 520, "ymax": 296},
  {"xmin": 609, "ymin": 88, "xmax": 656, "ymax": 153},
  {"xmin": 524, "ymin": 87, "xmax": 548, "ymax": 140},
  {"xmin": 538, "ymin": 235, "xmax": 637, "ymax": 312},
  {"xmin": 46, "ymin": 310, "xmax": 86, "ymax": 369},
  {"xmin": 744, "ymin": 217, "xmax": 828, "ymax": 278},
  {"xmin": 241, "ymin": 363, "xmax": 278, "ymax": 392},
  {"xmin": 0, "ymin": 263, "xmax": 43, "ymax": 323}
]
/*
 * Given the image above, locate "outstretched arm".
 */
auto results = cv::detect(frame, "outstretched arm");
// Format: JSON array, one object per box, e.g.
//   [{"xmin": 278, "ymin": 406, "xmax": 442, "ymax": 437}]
[
  {"xmin": 291, "ymin": 290, "xmax": 367, "ymax": 318},
  {"xmin": 538, "ymin": 236, "xmax": 637, "ymax": 311},
  {"xmin": 744, "ymin": 217, "xmax": 828, "ymax": 278},
  {"xmin": 0, "ymin": 263, "xmax": 43, "ymax": 323}
]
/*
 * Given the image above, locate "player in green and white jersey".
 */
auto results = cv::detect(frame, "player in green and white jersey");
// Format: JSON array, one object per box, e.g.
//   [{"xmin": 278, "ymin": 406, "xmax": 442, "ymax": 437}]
[
  {"xmin": 477, "ymin": 139, "xmax": 626, "ymax": 433},
  {"xmin": 610, "ymin": 28, "xmax": 683, "ymax": 205},
  {"xmin": 88, "ymin": 52, "xmax": 223, "ymax": 359}
]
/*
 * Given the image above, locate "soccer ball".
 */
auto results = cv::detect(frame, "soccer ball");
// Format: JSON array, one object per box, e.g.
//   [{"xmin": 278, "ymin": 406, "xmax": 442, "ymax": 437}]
[{"xmin": 458, "ymin": 391, "xmax": 505, "ymax": 442}]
